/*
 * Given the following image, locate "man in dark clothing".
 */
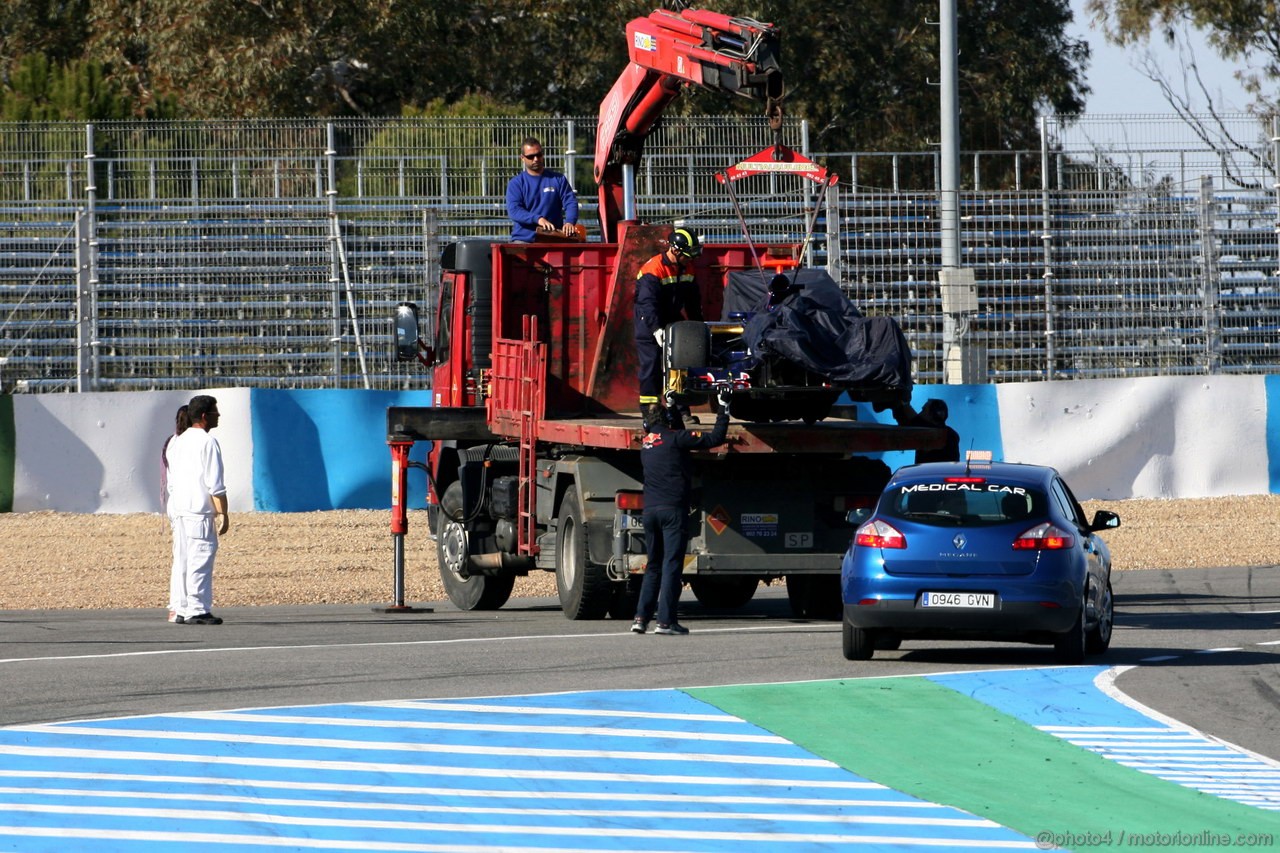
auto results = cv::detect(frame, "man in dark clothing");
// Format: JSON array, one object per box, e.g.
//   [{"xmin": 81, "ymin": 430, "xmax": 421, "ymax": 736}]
[
  {"xmin": 893, "ymin": 398, "xmax": 960, "ymax": 463},
  {"xmin": 634, "ymin": 227, "xmax": 704, "ymax": 413},
  {"xmin": 632, "ymin": 393, "xmax": 730, "ymax": 636}
]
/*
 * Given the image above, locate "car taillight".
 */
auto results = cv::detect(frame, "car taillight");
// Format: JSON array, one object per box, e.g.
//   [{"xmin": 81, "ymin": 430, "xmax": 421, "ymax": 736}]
[
  {"xmin": 1012, "ymin": 522, "xmax": 1074, "ymax": 550},
  {"xmin": 855, "ymin": 519, "xmax": 906, "ymax": 549},
  {"xmin": 615, "ymin": 491, "xmax": 644, "ymax": 511}
]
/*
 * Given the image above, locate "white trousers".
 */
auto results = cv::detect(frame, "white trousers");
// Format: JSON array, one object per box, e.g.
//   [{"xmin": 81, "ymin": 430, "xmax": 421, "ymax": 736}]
[
  {"xmin": 173, "ymin": 514, "xmax": 218, "ymax": 618},
  {"xmin": 168, "ymin": 513, "xmax": 184, "ymax": 613}
]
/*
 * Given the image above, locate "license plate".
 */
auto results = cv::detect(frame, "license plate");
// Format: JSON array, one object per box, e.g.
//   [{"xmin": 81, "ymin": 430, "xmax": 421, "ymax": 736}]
[{"xmin": 920, "ymin": 591, "xmax": 995, "ymax": 608}]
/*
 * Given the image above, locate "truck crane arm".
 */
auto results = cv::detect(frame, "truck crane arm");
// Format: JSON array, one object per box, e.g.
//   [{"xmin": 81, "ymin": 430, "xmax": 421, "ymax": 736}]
[{"xmin": 593, "ymin": 6, "xmax": 784, "ymax": 242}]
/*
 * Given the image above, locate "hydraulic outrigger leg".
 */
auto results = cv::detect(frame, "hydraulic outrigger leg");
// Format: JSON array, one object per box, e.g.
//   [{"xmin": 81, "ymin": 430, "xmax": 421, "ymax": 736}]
[{"xmin": 373, "ymin": 439, "xmax": 433, "ymax": 613}]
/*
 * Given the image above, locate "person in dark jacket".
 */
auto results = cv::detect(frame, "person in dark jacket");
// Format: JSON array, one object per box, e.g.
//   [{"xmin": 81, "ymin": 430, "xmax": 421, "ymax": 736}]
[
  {"xmin": 893, "ymin": 398, "xmax": 960, "ymax": 463},
  {"xmin": 632, "ymin": 393, "xmax": 730, "ymax": 636},
  {"xmin": 633, "ymin": 227, "xmax": 704, "ymax": 413},
  {"xmin": 505, "ymin": 136, "xmax": 580, "ymax": 242}
]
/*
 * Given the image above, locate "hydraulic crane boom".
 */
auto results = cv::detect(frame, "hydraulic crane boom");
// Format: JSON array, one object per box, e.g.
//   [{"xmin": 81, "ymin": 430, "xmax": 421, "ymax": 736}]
[{"xmin": 594, "ymin": 6, "xmax": 784, "ymax": 242}]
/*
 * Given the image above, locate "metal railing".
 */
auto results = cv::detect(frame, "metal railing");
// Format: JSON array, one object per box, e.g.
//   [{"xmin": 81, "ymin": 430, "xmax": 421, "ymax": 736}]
[{"xmin": 0, "ymin": 114, "xmax": 1276, "ymax": 392}]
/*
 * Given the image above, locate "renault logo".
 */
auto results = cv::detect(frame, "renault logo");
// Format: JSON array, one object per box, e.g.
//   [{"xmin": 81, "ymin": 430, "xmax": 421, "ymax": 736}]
[{"xmin": 953, "ymin": 533, "xmax": 967, "ymax": 550}]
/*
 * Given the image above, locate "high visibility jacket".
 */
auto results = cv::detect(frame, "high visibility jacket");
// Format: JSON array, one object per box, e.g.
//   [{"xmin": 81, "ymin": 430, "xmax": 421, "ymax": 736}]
[{"xmin": 634, "ymin": 253, "xmax": 703, "ymax": 338}]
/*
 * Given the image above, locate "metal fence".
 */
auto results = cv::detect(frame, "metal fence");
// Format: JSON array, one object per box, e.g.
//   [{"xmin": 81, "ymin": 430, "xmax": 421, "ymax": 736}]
[{"xmin": 0, "ymin": 114, "xmax": 1276, "ymax": 392}]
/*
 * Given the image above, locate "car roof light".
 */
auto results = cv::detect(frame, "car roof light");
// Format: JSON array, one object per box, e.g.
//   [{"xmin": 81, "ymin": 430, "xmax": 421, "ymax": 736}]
[
  {"xmin": 1012, "ymin": 522, "xmax": 1075, "ymax": 551},
  {"xmin": 944, "ymin": 476, "xmax": 986, "ymax": 484},
  {"xmin": 855, "ymin": 518, "xmax": 906, "ymax": 549}
]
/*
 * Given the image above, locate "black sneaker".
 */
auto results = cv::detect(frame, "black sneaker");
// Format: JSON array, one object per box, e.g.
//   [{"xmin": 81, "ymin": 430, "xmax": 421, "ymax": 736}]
[
  {"xmin": 184, "ymin": 613, "xmax": 223, "ymax": 625},
  {"xmin": 630, "ymin": 619, "xmax": 648, "ymax": 634},
  {"xmin": 654, "ymin": 622, "xmax": 689, "ymax": 635}
]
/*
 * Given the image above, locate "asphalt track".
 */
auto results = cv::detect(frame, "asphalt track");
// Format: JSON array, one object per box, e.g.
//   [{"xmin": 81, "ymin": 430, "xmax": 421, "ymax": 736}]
[{"xmin": 0, "ymin": 566, "xmax": 1278, "ymax": 851}]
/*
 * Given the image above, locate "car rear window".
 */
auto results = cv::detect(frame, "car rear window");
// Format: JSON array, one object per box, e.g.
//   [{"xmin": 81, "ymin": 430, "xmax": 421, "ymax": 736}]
[{"xmin": 882, "ymin": 482, "xmax": 1046, "ymax": 527}]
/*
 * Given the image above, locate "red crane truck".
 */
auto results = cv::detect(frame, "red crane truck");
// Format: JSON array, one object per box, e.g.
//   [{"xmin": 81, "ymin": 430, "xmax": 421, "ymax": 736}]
[{"xmin": 386, "ymin": 6, "xmax": 944, "ymax": 620}]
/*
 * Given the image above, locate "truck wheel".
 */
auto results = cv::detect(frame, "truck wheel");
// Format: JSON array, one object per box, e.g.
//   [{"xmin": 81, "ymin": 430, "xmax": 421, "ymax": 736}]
[
  {"xmin": 556, "ymin": 487, "xmax": 611, "ymax": 620},
  {"xmin": 667, "ymin": 320, "xmax": 710, "ymax": 370},
  {"xmin": 786, "ymin": 575, "xmax": 841, "ymax": 620},
  {"xmin": 689, "ymin": 576, "xmax": 758, "ymax": 609},
  {"xmin": 437, "ymin": 482, "xmax": 515, "ymax": 611}
]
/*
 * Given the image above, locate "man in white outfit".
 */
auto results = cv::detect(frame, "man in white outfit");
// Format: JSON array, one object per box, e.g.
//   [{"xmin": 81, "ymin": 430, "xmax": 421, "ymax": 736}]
[{"xmin": 165, "ymin": 395, "xmax": 229, "ymax": 625}]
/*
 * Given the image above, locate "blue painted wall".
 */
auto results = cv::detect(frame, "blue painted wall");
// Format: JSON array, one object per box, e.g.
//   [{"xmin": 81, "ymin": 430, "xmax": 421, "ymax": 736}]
[
  {"xmin": 1267, "ymin": 375, "xmax": 1280, "ymax": 496},
  {"xmin": 250, "ymin": 389, "xmax": 433, "ymax": 512},
  {"xmin": 850, "ymin": 384, "xmax": 1003, "ymax": 468}
]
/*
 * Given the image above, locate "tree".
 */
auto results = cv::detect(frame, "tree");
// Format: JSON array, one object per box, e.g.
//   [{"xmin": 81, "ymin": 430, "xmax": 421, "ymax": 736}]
[
  {"xmin": 2, "ymin": 0, "xmax": 1092, "ymax": 157},
  {"xmin": 1084, "ymin": 0, "xmax": 1279, "ymax": 111},
  {"xmin": 0, "ymin": 54, "xmax": 174, "ymax": 122},
  {"xmin": 0, "ymin": 1, "xmax": 92, "ymax": 72}
]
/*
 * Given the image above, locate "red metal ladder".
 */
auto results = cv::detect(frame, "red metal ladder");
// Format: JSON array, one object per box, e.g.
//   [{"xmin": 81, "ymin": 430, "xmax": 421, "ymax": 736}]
[{"xmin": 517, "ymin": 314, "xmax": 545, "ymax": 556}]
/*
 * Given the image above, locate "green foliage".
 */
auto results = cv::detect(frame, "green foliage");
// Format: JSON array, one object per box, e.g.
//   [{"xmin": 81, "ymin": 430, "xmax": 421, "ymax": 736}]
[
  {"xmin": 0, "ymin": 0, "xmax": 1096, "ymax": 154},
  {"xmin": 0, "ymin": 54, "xmax": 150, "ymax": 121}
]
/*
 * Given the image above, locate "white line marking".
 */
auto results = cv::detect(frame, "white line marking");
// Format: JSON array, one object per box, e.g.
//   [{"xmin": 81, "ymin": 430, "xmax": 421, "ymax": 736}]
[
  {"xmin": 374, "ymin": 700, "xmax": 747, "ymax": 723},
  {"xmin": 0, "ymin": 789, "xmax": 994, "ymax": 827},
  {"xmin": 0, "ymin": 745, "xmax": 880, "ymax": 789},
  {"xmin": 183, "ymin": 711, "xmax": 781, "ymax": 742},
  {"xmin": 0, "ymin": 804, "xmax": 1026, "ymax": 845},
  {"xmin": 0, "ymin": 624, "xmax": 840, "ymax": 666},
  {"xmin": 0, "ymin": 826, "xmax": 1037, "ymax": 851},
  {"xmin": 5, "ymin": 725, "xmax": 832, "ymax": 768},
  {"xmin": 0, "ymin": 769, "xmax": 921, "ymax": 807}
]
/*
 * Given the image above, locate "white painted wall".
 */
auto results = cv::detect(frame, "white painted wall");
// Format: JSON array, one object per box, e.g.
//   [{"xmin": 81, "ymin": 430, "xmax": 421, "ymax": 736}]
[
  {"xmin": 12, "ymin": 389, "xmax": 255, "ymax": 513},
  {"xmin": 5, "ymin": 376, "xmax": 1274, "ymax": 513},
  {"xmin": 996, "ymin": 376, "xmax": 1268, "ymax": 500}
]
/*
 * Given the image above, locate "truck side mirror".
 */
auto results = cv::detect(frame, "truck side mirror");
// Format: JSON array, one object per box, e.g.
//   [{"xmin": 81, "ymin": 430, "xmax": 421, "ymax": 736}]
[{"xmin": 394, "ymin": 302, "xmax": 420, "ymax": 362}]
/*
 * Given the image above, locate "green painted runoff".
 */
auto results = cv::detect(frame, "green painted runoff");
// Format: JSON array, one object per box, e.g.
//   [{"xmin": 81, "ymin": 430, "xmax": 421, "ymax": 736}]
[{"xmin": 688, "ymin": 677, "xmax": 1280, "ymax": 851}]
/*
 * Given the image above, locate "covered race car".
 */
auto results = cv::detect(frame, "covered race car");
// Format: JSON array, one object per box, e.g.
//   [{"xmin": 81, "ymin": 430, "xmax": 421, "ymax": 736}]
[{"xmin": 663, "ymin": 267, "xmax": 913, "ymax": 423}]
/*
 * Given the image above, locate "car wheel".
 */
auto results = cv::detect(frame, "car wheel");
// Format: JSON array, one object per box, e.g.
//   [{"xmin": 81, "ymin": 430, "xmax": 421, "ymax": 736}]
[
  {"xmin": 1085, "ymin": 578, "xmax": 1114, "ymax": 655},
  {"xmin": 842, "ymin": 617, "xmax": 875, "ymax": 661},
  {"xmin": 667, "ymin": 320, "xmax": 710, "ymax": 370},
  {"xmin": 1053, "ymin": 596, "xmax": 1087, "ymax": 664},
  {"xmin": 556, "ymin": 487, "xmax": 611, "ymax": 620},
  {"xmin": 436, "ymin": 482, "xmax": 515, "ymax": 611}
]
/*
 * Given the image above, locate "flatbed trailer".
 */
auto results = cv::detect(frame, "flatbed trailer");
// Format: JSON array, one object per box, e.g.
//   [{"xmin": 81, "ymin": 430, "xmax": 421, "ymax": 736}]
[{"xmin": 387, "ymin": 224, "xmax": 944, "ymax": 620}]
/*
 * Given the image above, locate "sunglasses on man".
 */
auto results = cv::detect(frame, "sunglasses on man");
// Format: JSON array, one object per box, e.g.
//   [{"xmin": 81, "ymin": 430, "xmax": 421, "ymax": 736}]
[{"xmin": 523, "ymin": 151, "xmax": 544, "ymax": 160}]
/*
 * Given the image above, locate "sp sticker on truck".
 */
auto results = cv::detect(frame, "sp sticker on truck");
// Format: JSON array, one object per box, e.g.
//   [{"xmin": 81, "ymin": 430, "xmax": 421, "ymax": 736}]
[{"xmin": 740, "ymin": 513, "xmax": 779, "ymax": 538}]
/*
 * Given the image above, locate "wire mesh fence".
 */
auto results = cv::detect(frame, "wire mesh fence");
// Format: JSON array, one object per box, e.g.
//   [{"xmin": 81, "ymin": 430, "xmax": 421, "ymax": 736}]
[{"xmin": 0, "ymin": 114, "xmax": 1276, "ymax": 392}]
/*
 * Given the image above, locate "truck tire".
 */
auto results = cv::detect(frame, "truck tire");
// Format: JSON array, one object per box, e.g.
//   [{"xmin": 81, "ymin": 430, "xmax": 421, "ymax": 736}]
[
  {"xmin": 785, "ymin": 575, "xmax": 842, "ymax": 620},
  {"xmin": 667, "ymin": 320, "xmax": 710, "ymax": 370},
  {"xmin": 556, "ymin": 487, "xmax": 612, "ymax": 620},
  {"xmin": 689, "ymin": 576, "xmax": 758, "ymax": 609},
  {"xmin": 437, "ymin": 482, "xmax": 515, "ymax": 611}
]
